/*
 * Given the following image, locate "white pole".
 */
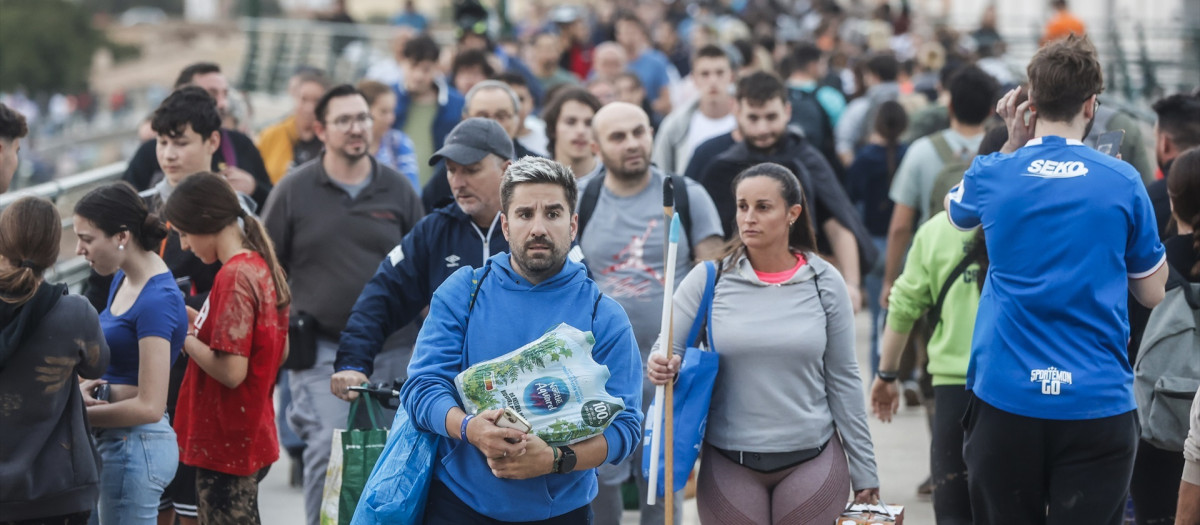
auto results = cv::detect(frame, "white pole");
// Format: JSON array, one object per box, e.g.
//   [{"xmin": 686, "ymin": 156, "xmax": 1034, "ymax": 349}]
[{"xmin": 646, "ymin": 213, "xmax": 681, "ymax": 505}]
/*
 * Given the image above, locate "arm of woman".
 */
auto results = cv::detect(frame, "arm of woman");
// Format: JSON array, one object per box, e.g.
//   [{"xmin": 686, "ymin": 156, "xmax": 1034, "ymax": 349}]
[
  {"xmin": 817, "ymin": 265, "xmax": 880, "ymax": 495},
  {"xmin": 184, "ymin": 335, "xmax": 249, "ymax": 389},
  {"xmin": 647, "ymin": 261, "xmax": 711, "ymax": 385},
  {"xmin": 86, "ymin": 336, "xmax": 173, "ymax": 427}
]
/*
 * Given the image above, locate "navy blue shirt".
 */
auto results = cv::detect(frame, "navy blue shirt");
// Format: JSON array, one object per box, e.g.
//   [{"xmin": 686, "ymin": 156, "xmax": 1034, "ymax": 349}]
[
  {"xmin": 847, "ymin": 143, "xmax": 909, "ymax": 237},
  {"xmin": 99, "ymin": 271, "xmax": 188, "ymax": 385}
]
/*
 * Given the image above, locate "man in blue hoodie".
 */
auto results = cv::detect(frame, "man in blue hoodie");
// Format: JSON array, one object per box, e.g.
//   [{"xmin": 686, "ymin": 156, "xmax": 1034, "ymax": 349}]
[{"xmin": 402, "ymin": 156, "xmax": 644, "ymax": 523}]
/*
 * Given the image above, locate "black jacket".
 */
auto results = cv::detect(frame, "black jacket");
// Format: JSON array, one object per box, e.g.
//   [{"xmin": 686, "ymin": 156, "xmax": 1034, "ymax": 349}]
[
  {"xmin": 695, "ymin": 128, "xmax": 880, "ymax": 277},
  {"xmin": 122, "ymin": 129, "xmax": 273, "ymax": 209}
]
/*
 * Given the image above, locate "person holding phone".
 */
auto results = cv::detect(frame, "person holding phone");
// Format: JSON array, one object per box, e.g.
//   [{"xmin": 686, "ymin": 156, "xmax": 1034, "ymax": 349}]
[
  {"xmin": 1, "ymin": 197, "xmax": 110, "ymax": 524},
  {"xmin": 73, "ymin": 183, "xmax": 188, "ymax": 525},
  {"xmin": 648, "ymin": 162, "xmax": 880, "ymax": 524},
  {"xmin": 165, "ymin": 173, "xmax": 290, "ymax": 524}
]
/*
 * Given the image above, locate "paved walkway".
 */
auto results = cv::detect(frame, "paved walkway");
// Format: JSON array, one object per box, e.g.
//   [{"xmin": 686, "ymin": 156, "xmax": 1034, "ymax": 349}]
[{"xmin": 260, "ymin": 313, "xmax": 935, "ymax": 524}]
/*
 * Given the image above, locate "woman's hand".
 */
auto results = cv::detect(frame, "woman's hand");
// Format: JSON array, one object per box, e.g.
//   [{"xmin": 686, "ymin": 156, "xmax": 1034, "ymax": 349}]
[
  {"xmin": 80, "ymin": 378, "xmax": 109, "ymax": 407},
  {"xmin": 869, "ymin": 377, "xmax": 900, "ymax": 423},
  {"xmin": 647, "ymin": 353, "xmax": 681, "ymax": 386},
  {"xmin": 853, "ymin": 487, "xmax": 881, "ymax": 505}
]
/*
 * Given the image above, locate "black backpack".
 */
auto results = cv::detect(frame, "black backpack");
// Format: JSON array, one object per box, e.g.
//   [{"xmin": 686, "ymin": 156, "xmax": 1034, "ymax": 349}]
[
  {"xmin": 577, "ymin": 169, "xmax": 695, "ymax": 254},
  {"xmin": 787, "ymin": 87, "xmax": 845, "ymax": 180}
]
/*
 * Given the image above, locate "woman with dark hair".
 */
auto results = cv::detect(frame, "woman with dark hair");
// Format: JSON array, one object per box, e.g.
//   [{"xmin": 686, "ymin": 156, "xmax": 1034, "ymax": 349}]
[
  {"xmin": 648, "ymin": 163, "xmax": 880, "ymax": 523},
  {"xmin": 846, "ymin": 100, "xmax": 909, "ymax": 374},
  {"xmin": 72, "ymin": 182, "xmax": 187, "ymax": 525},
  {"xmin": 0, "ymin": 197, "xmax": 109, "ymax": 525},
  {"xmin": 868, "ymin": 125, "xmax": 1007, "ymax": 525},
  {"xmin": 164, "ymin": 173, "xmax": 290, "ymax": 524}
]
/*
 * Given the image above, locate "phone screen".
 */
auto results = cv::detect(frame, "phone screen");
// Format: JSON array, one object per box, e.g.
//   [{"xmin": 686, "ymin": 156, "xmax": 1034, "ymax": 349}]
[{"xmin": 1094, "ymin": 130, "xmax": 1124, "ymax": 157}]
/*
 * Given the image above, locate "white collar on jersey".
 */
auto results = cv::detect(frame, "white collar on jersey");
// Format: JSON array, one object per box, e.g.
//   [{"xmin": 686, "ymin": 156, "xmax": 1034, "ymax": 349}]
[{"xmin": 1025, "ymin": 137, "xmax": 1086, "ymax": 147}]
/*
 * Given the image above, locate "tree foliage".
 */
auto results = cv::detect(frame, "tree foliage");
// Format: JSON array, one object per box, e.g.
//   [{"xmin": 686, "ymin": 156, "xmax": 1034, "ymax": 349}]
[{"xmin": 0, "ymin": 0, "xmax": 102, "ymax": 95}]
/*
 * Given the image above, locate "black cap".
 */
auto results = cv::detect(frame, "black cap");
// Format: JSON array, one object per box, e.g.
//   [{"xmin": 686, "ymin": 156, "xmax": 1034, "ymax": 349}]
[{"xmin": 429, "ymin": 118, "xmax": 515, "ymax": 166}]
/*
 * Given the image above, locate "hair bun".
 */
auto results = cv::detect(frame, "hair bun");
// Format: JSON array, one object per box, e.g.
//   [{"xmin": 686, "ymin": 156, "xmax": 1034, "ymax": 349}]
[{"xmin": 140, "ymin": 212, "xmax": 169, "ymax": 249}]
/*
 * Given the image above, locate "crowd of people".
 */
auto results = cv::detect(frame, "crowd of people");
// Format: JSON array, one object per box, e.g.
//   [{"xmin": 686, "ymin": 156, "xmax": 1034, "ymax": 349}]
[{"xmin": 2, "ymin": 1, "xmax": 1200, "ymax": 524}]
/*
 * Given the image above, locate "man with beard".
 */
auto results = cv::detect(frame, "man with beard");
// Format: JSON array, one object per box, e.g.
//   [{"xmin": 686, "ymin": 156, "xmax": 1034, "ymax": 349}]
[
  {"xmin": 695, "ymin": 72, "xmax": 875, "ymax": 310},
  {"xmin": 261, "ymin": 84, "xmax": 425, "ymax": 525},
  {"xmin": 402, "ymin": 156, "xmax": 643, "ymax": 524},
  {"xmin": 1148, "ymin": 93, "xmax": 1200, "ymax": 239},
  {"xmin": 578, "ymin": 101, "xmax": 723, "ymax": 525},
  {"xmin": 946, "ymin": 35, "xmax": 1166, "ymax": 524}
]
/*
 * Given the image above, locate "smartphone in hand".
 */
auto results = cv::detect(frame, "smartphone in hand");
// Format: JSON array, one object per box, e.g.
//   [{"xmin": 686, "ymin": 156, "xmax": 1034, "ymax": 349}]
[
  {"xmin": 1094, "ymin": 130, "xmax": 1124, "ymax": 157},
  {"xmin": 92, "ymin": 384, "xmax": 110, "ymax": 402},
  {"xmin": 495, "ymin": 407, "xmax": 532, "ymax": 444}
]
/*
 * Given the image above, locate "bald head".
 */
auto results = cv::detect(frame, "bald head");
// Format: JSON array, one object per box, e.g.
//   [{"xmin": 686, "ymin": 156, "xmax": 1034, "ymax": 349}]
[
  {"xmin": 592, "ymin": 102, "xmax": 653, "ymax": 181},
  {"xmin": 592, "ymin": 42, "xmax": 628, "ymax": 81}
]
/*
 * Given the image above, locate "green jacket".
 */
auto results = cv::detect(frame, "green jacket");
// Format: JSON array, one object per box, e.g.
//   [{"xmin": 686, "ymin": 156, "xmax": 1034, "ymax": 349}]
[{"xmin": 886, "ymin": 211, "xmax": 981, "ymax": 386}]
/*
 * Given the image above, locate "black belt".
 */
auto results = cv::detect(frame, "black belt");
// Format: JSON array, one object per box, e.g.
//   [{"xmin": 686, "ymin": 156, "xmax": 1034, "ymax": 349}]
[{"xmin": 714, "ymin": 439, "xmax": 828, "ymax": 473}]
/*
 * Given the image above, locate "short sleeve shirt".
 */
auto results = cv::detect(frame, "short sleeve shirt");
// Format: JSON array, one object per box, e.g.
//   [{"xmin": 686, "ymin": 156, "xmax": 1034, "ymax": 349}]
[
  {"xmin": 947, "ymin": 136, "xmax": 1166, "ymax": 420},
  {"xmin": 889, "ymin": 129, "xmax": 984, "ymax": 224},
  {"xmin": 99, "ymin": 271, "xmax": 187, "ymax": 385},
  {"xmin": 578, "ymin": 171, "xmax": 723, "ymax": 357},
  {"xmin": 176, "ymin": 252, "xmax": 289, "ymax": 475}
]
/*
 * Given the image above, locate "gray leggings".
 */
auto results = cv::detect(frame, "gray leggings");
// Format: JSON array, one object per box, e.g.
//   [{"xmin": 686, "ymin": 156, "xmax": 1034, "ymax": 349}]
[{"xmin": 696, "ymin": 436, "xmax": 851, "ymax": 525}]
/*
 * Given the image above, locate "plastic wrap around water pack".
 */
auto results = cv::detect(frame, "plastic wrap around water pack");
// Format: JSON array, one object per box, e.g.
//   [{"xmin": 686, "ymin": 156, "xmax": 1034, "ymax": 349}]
[{"xmin": 455, "ymin": 323, "xmax": 625, "ymax": 446}]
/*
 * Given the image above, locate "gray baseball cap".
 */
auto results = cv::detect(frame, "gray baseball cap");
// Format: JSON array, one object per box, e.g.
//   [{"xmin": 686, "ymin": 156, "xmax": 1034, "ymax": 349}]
[{"xmin": 428, "ymin": 117, "xmax": 515, "ymax": 166}]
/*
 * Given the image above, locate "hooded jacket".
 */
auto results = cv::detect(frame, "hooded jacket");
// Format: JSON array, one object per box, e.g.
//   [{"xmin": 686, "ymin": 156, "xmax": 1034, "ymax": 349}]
[
  {"xmin": 401, "ymin": 253, "xmax": 643, "ymax": 521},
  {"xmin": 0, "ymin": 285, "xmax": 110, "ymax": 520},
  {"xmin": 336, "ymin": 202, "xmax": 508, "ymax": 376},
  {"xmin": 391, "ymin": 76, "xmax": 466, "ymax": 152}
]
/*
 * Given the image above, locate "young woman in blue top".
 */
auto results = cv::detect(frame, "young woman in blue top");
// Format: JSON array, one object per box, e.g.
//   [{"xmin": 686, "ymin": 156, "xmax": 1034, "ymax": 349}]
[{"xmin": 73, "ymin": 182, "xmax": 188, "ymax": 525}]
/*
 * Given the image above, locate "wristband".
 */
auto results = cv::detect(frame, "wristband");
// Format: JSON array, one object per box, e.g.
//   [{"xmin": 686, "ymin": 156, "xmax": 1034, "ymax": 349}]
[
  {"xmin": 460, "ymin": 415, "xmax": 475, "ymax": 443},
  {"xmin": 877, "ymin": 370, "xmax": 899, "ymax": 383}
]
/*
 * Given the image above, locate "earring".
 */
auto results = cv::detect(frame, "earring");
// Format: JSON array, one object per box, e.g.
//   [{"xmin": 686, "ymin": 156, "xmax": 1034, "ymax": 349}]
[{"xmin": 118, "ymin": 244, "xmax": 125, "ymax": 251}]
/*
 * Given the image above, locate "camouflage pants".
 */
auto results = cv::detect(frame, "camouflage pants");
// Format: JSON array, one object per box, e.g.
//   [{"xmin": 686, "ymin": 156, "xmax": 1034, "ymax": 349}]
[{"xmin": 195, "ymin": 466, "xmax": 270, "ymax": 525}]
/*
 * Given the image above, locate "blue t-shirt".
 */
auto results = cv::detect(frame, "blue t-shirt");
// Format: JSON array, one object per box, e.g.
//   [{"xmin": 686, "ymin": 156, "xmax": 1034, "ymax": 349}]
[
  {"xmin": 947, "ymin": 136, "xmax": 1166, "ymax": 420},
  {"xmin": 99, "ymin": 270, "xmax": 188, "ymax": 385},
  {"xmin": 628, "ymin": 49, "xmax": 674, "ymax": 106}
]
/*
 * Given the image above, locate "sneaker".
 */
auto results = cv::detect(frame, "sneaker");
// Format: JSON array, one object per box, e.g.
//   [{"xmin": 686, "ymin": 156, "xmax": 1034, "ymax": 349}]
[
  {"xmin": 916, "ymin": 475, "xmax": 933, "ymax": 499},
  {"xmin": 903, "ymin": 380, "xmax": 922, "ymax": 407}
]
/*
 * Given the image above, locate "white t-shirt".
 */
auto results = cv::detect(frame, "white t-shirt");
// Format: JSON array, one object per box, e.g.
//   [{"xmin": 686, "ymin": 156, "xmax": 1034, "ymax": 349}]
[{"xmin": 680, "ymin": 111, "xmax": 737, "ymax": 175}]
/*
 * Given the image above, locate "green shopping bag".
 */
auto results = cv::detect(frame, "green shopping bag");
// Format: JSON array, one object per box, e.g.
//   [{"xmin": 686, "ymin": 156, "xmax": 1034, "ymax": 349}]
[{"xmin": 320, "ymin": 392, "xmax": 389, "ymax": 525}]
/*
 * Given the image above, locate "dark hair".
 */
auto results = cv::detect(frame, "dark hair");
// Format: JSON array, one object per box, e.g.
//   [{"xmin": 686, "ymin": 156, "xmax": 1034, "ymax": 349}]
[
  {"xmin": 151, "ymin": 86, "xmax": 222, "ymax": 139},
  {"xmin": 174, "ymin": 62, "xmax": 221, "ymax": 88},
  {"xmin": 542, "ymin": 88, "xmax": 602, "ymax": 155},
  {"xmin": 74, "ymin": 182, "xmax": 169, "ymax": 252},
  {"xmin": 865, "ymin": 52, "xmax": 900, "ymax": 82},
  {"xmin": 779, "ymin": 41, "xmax": 822, "ymax": 78},
  {"xmin": 694, "ymin": 44, "xmax": 732, "ymax": 68},
  {"xmin": 0, "ymin": 103, "xmax": 29, "ymax": 142},
  {"xmin": 1152, "ymin": 93, "xmax": 1200, "ymax": 152},
  {"xmin": 947, "ymin": 65, "xmax": 999, "ymax": 126},
  {"xmin": 720, "ymin": 163, "xmax": 819, "ymax": 262},
  {"xmin": 500, "ymin": 156, "xmax": 578, "ymax": 214},
  {"xmin": 735, "ymin": 71, "xmax": 787, "ymax": 106},
  {"xmin": 494, "ymin": 71, "xmax": 536, "ymax": 108},
  {"xmin": 0, "ymin": 197, "xmax": 60, "ymax": 305},
  {"xmin": 1026, "ymin": 34, "xmax": 1103, "ymax": 122},
  {"xmin": 732, "ymin": 39, "xmax": 755, "ymax": 68},
  {"xmin": 615, "ymin": 72, "xmax": 643, "ymax": 90},
  {"xmin": 873, "ymin": 101, "xmax": 909, "ymax": 186},
  {"xmin": 452, "ymin": 49, "xmax": 496, "ymax": 79},
  {"xmin": 315, "ymin": 84, "xmax": 364, "ymax": 124},
  {"xmin": 164, "ymin": 173, "xmax": 291, "ymax": 307},
  {"xmin": 1167, "ymin": 147, "xmax": 1200, "ymax": 277},
  {"xmin": 357, "ymin": 79, "xmax": 393, "ymax": 107},
  {"xmin": 615, "ymin": 11, "xmax": 649, "ymax": 40},
  {"xmin": 403, "ymin": 35, "xmax": 441, "ymax": 63}
]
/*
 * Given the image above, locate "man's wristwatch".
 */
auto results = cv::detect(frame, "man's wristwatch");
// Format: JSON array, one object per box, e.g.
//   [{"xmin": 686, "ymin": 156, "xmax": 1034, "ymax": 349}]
[
  {"xmin": 553, "ymin": 446, "xmax": 576, "ymax": 474},
  {"xmin": 877, "ymin": 370, "xmax": 899, "ymax": 383}
]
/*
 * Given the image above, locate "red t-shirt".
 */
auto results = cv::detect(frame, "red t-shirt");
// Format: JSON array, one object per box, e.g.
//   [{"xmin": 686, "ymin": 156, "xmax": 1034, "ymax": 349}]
[{"xmin": 176, "ymin": 252, "xmax": 289, "ymax": 476}]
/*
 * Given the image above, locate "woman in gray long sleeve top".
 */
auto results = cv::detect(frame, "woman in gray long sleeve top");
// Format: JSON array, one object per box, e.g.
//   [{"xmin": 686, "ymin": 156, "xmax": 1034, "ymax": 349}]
[{"xmin": 650, "ymin": 163, "xmax": 880, "ymax": 524}]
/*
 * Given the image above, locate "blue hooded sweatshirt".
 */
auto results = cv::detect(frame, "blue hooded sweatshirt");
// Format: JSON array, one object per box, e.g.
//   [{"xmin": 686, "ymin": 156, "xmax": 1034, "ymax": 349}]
[{"xmin": 401, "ymin": 253, "xmax": 643, "ymax": 521}]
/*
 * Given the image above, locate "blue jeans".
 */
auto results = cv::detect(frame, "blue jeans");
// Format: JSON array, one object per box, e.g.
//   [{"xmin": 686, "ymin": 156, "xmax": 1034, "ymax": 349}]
[
  {"xmin": 89, "ymin": 415, "xmax": 178, "ymax": 525},
  {"xmin": 863, "ymin": 235, "xmax": 888, "ymax": 376}
]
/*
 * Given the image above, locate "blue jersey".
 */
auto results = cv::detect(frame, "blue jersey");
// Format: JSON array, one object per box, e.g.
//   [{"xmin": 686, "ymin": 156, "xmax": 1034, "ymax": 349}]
[{"xmin": 947, "ymin": 136, "xmax": 1165, "ymax": 420}]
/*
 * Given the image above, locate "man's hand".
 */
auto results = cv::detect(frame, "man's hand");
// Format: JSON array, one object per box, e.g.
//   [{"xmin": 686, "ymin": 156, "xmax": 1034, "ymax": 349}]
[
  {"xmin": 996, "ymin": 86, "xmax": 1036, "ymax": 154},
  {"xmin": 330, "ymin": 370, "xmax": 369, "ymax": 401},
  {"xmin": 486, "ymin": 432, "xmax": 555, "ymax": 480},
  {"xmin": 222, "ymin": 166, "xmax": 257, "ymax": 196},
  {"xmin": 467, "ymin": 409, "xmax": 530, "ymax": 461},
  {"xmin": 870, "ymin": 377, "xmax": 900, "ymax": 423}
]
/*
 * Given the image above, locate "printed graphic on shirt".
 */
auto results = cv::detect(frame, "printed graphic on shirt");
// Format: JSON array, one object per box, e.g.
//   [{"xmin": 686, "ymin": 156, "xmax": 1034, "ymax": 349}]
[
  {"xmin": 1030, "ymin": 366, "xmax": 1073, "ymax": 395},
  {"xmin": 1024, "ymin": 159, "xmax": 1089, "ymax": 178},
  {"xmin": 599, "ymin": 219, "xmax": 663, "ymax": 298}
]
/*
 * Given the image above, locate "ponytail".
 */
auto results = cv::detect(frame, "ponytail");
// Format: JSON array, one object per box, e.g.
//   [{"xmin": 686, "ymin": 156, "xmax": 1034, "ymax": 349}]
[
  {"xmin": 0, "ymin": 197, "xmax": 61, "ymax": 305},
  {"xmin": 873, "ymin": 101, "xmax": 909, "ymax": 188},
  {"xmin": 241, "ymin": 214, "xmax": 291, "ymax": 309}
]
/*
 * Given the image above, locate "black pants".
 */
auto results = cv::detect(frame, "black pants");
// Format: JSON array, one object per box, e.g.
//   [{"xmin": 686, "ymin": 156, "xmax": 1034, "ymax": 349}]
[
  {"xmin": 1130, "ymin": 438, "xmax": 1185, "ymax": 524},
  {"xmin": 963, "ymin": 394, "xmax": 1138, "ymax": 525},
  {"xmin": 423, "ymin": 479, "xmax": 593, "ymax": 525},
  {"xmin": 931, "ymin": 385, "xmax": 972, "ymax": 525},
  {"xmin": 2, "ymin": 512, "xmax": 89, "ymax": 525}
]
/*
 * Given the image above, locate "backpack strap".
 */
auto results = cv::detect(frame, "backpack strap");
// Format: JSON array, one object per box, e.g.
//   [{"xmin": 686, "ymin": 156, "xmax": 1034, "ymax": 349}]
[
  {"xmin": 460, "ymin": 263, "xmax": 494, "ymax": 369},
  {"xmin": 928, "ymin": 239, "xmax": 984, "ymax": 328},
  {"xmin": 665, "ymin": 173, "xmax": 695, "ymax": 255},
  {"xmin": 1165, "ymin": 263, "xmax": 1200, "ymax": 309},
  {"xmin": 576, "ymin": 170, "xmax": 606, "ymax": 243},
  {"xmin": 579, "ymin": 169, "xmax": 696, "ymax": 255},
  {"xmin": 929, "ymin": 131, "xmax": 958, "ymax": 166}
]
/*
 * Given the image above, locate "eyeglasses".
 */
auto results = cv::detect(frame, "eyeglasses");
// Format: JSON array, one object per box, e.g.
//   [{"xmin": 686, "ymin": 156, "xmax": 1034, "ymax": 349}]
[
  {"xmin": 473, "ymin": 111, "xmax": 515, "ymax": 122},
  {"xmin": 327, "ymin": 113, "xmax": 373, "ymax": 131}
]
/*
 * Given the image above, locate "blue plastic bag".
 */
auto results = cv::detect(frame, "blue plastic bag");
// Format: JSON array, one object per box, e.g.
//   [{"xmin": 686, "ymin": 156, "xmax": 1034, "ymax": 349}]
[
  {"xmin": 350, "ymin": 406, "xmax": 436, "ymax": 525},
  {"xmin": 642, "ymin": 261, "xmax": 720, "ymax": 497}
]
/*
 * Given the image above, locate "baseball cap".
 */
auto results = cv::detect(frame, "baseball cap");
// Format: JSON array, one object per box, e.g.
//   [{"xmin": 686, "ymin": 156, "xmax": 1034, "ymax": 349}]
[{"xmin": 429, "ymin": 117, "xmax": 515, "ymax": 166}]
